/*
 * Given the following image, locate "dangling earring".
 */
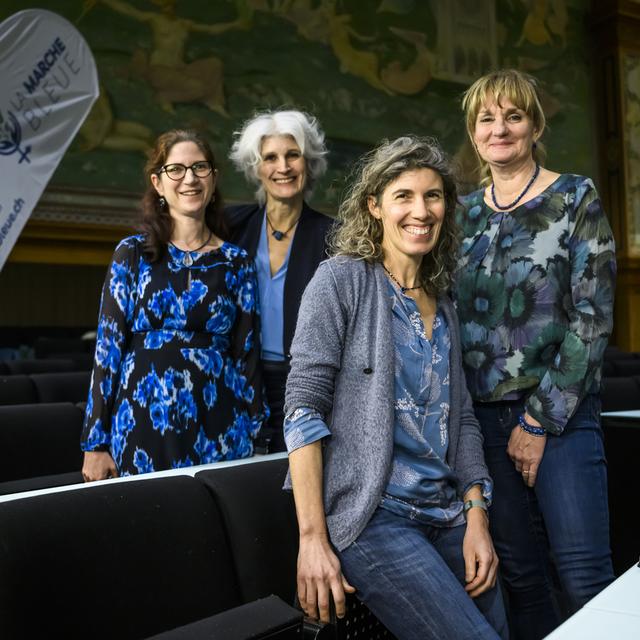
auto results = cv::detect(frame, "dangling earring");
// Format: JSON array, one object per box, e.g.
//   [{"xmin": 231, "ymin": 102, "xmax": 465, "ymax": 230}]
[
  {"xmin": 158, "ymin": 196, "xmax": 166, "ymax": 208},
  {"xmin": 532, "ymin": 141, "xmax": 538, "ymax": 150}
]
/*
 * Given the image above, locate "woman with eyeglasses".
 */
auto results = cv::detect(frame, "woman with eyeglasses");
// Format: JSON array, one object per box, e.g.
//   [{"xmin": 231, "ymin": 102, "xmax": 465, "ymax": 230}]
[{"xmin": 81, "ymin": 129, "xmax": 268, "ymax": 480}]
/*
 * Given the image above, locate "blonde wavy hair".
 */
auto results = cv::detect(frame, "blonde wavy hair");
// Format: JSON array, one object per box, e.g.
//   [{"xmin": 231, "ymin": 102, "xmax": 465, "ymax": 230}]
[
  {"xmin": 328, "ymin": 135, "xmax": 459, "ymax": 296},
  {"xmin": 461, "ymin": 69, "xmax": 547, "ymax": 185}
]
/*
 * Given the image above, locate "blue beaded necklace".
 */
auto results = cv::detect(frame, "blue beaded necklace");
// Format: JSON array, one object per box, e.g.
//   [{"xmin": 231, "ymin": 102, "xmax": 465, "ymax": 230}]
[{"xmin": 491, "ymin": 164, "xmax": 540, "ymax": 211}]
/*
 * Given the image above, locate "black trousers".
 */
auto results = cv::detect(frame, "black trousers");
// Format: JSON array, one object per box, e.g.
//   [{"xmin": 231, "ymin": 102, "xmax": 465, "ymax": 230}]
[{"xmin": 256, "ymin": 360, "xmax": 289, "ymax": 453}]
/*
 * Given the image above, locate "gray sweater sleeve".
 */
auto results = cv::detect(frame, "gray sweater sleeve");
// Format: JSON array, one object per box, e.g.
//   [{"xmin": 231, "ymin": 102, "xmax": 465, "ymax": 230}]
[{"xmin": 284, "ymin": 260, "xmax": 347, "ymax": 420}]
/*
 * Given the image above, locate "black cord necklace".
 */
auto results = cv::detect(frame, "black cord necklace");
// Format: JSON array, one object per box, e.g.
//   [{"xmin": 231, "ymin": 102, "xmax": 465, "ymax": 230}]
[
  {"xmin": 266, "ymin": 213, "xmax": 300, "ymax": 240},
  {"xmin": 382, "ymin": 264, "xmax": 422, "ymax": 293},
  {"xmin": 170, "ymin": 230, "xmax": 212, "ymax": 266},
  {"xmin": 491, "ymin": 164, "xmax": 540, "ymax": 211}
]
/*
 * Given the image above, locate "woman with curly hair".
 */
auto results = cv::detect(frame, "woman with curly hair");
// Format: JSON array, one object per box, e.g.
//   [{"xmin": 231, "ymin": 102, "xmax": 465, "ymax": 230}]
[
  {"xmin": 284, "ymin": 136, "xmax": 507, "ymax": 639},
  {"xmin": 81, "ymin": 129, "xmax": 268, "ymax": 480}
]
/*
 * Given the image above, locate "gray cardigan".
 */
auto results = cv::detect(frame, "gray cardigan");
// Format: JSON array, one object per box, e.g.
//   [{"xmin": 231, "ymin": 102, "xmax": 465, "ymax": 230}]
[{"xmin": 285, "ymin": 256, "xmax": 490, "ymax": 552}]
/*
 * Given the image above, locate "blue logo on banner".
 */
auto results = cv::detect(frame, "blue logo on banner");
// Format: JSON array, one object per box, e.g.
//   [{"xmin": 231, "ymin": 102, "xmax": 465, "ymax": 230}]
[{"xmin": 0, "ymin": 110, "xmax": 32, "ymax": 164}]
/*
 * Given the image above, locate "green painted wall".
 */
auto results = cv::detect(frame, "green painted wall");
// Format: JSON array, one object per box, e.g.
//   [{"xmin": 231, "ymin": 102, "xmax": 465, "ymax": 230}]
[{"xmin": 1, "ymin": 0, "xmax": 596, "ymax": 210}]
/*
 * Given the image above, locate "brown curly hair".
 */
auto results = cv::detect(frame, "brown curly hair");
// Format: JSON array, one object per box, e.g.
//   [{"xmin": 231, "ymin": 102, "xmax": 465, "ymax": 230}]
[
  {"xmin": 328, "ymin": 135, "xmax": 460, "ymax": 296},
  {"xmin": 139, "ymin": 129, "xmax": 227, "ymax": 262}
]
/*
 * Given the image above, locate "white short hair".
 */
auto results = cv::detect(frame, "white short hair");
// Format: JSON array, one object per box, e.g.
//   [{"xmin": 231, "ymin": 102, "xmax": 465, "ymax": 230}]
[{"xmin": 229, "ymin": 109, "xmax": 328, "ymax": 204}]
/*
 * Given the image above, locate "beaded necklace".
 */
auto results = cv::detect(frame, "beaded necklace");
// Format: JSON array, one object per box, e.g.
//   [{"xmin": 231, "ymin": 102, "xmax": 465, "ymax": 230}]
[
  {"xmin": 491, "ymin": 164, "xmax": 540, "ymax": 211},
  {"xmin": 382, "ymin": 264, "xmax": 422, "ymax": 293}
]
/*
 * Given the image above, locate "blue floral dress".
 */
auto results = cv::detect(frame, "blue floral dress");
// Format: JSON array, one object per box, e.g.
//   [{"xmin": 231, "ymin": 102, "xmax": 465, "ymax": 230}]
[{"xmin": 81, "ymin": 235, "xmax": 268, "ymax": 475}]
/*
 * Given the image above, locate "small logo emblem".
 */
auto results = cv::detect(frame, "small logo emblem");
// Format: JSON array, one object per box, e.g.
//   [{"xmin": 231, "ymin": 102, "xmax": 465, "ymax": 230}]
[{"xmin": 0, "ymin": 110, "xmax": 32, "ymax": 164}]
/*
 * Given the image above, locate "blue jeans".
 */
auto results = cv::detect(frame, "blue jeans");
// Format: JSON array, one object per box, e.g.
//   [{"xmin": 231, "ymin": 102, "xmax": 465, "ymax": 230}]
[
  {"xmin": 337, "ymin": 506, "xmax": 508, "ymax": 640},
  {"xmin": 474, "ymin": 393, "xmax": 614, "ymax": 640}
]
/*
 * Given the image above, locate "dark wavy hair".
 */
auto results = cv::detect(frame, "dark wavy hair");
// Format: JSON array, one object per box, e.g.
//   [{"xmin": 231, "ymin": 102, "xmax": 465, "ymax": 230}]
[
  {"xmin": 139, "ymin": 129, "xmax": 227, "ymax": 262},
  {"xmin": 329, "ymin": 135, "xmax": 460, "ymax": 296}
]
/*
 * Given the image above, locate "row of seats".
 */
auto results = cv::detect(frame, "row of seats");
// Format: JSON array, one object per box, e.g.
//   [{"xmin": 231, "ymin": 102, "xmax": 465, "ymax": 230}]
[
  {"xmin": 602, "ymin": 359, "xmax": 640, "ymax": 377},
  {"xmin": 0, "ymin": 456, "xmax": 392, "ymax": 639},
  {"xmin": 1, "ymin": 370, "xmax": 635, "ymax": 411},
  {"xmin": 601, "ymin": 376, "xmax": 640, "ymax": 412},
  {"xmin": 0, "ymin": 372, "xmax": 637, "ymax": 495},
  {"xmin": 0, "ymin": 458, "xmax": 303, "ymax": 639},
  {"xmin": 0, "ymin": 354, "xmax": 92, "ymax": 374},
  {"xmin": 0, "ymin": 370, "xmax": 90, "ymax": 405},
  {"xmin": 602, "ymin": 346, "xmax": 640, "ymax": 377},
  {"xmin": 0, "ymin": 402, "xmax": 84, "ymax": 493}
]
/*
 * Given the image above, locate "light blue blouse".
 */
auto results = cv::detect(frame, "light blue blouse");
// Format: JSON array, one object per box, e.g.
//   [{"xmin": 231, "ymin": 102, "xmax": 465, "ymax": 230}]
[{"xmin": 255, "ymin": 212, "xmax": 290, "ymax": 361}]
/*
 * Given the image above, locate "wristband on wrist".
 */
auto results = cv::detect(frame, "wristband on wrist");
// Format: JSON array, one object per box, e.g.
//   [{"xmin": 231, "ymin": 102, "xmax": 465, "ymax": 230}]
[
  {"xmin": 518, "ymin": 414, "xmax": 546, "ymax": 437},
  {"xmin": 463, "ymin": 499, "xmax": 487, "ymax": 515}
]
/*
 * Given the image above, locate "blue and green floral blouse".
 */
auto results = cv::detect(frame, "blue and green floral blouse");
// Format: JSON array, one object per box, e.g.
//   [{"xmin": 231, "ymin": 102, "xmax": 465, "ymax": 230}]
[
  {"xmin": 455, "ymin": 174, "xmax": 616, "ymax": 434},
  {"xmin": 81, "ymin": 235, "xmax": 268, "ymax": 475}
]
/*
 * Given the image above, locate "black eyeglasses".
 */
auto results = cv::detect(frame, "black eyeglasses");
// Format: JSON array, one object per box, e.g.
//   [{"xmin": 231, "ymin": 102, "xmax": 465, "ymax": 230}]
[{"xmin": 158, "ymin": 161, "xmax": 213, "ymax": 180}]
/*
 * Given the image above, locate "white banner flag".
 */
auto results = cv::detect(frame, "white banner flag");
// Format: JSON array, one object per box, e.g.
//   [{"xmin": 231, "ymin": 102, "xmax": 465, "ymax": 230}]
[{"xmin": 0, "ymin": 9, "xmax": 99, "ymax": 270}]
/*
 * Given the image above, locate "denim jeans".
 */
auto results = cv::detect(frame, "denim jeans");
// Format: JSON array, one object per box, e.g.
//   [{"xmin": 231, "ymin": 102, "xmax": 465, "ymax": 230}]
[
  {"xmin": 337, "ymin": 506, "xmax": 508, "ymax": 640},
  {"xmin": 474, "ymin": 393, "xmax": 614, "ymax": 640}
]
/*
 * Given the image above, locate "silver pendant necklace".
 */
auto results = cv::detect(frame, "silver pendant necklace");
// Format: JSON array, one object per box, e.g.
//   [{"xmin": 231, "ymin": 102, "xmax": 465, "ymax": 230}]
[{"xmin": 170, "ymin": 230, "xmax": 212, "ymax": 267}]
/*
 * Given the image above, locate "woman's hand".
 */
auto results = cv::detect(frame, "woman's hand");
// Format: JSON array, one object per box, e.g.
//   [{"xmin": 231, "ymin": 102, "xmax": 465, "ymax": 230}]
[
  {"xmin": 297, "ymin": 533, "xmax": 356, "ymax": 623},
  {"xmin": 507, "ymin": 413, "xmax": 547, "ymax": 487},
  {"xmin": 462, "ymin": 508, "xmax": 499, "ymax": 598},
  {"xmin": 82, "ymin": 451, "xmax": 118, "ymax": 482}
]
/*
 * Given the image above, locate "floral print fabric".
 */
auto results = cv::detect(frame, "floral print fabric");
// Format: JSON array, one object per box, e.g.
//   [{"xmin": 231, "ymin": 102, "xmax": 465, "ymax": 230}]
[
  {"xmin": 81, "ymin": 235, "xmax": 268, "ymax": 475},
  {"xmin": 455, "ymin": 175, "xmax": 616, "ymax": 434}
]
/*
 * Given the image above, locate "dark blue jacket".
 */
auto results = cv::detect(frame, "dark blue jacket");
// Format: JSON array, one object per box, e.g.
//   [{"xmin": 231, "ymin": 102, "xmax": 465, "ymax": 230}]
[{"xmin": 225, "ymin": 202, "xmax": 334, "ymax": 357}]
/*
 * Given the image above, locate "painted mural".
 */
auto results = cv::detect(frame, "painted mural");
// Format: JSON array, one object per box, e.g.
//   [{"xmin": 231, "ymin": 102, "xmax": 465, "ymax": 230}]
[
  {"xmin": 0, "ymin": 0, "xmax": 594, "ymax": 212},
  {"xmin": 624, "ymin": 52, "xmax": 640, "ymax": 253}
]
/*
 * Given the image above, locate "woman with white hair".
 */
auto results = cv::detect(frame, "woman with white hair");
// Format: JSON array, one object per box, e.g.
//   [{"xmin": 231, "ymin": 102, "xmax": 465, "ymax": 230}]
[{"xmin": 227, "ymin": 109, "xmax": 334, "ymax": 452}]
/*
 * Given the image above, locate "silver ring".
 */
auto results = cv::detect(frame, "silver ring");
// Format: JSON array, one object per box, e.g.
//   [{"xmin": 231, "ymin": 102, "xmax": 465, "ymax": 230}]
[{"xmin": 522, "ymin": 470, "xmax": 530, "ymax": 475}]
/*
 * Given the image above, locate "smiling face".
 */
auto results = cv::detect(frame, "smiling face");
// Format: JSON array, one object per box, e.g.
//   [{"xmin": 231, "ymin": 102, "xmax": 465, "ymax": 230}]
[
  {"xmin": 257, "ymin": 135, "xmax": 306, "ymax": 204},
  {"xmin": 368, "ymin": 168, "xmax": 446, "ymax": 265},
  {"xmin": 472, "ymin": 95, "xmax": 538, "ymax": 168},
  {"xmin": 151, "ymin": 141, "xmax": 216, "ymax": 221}
]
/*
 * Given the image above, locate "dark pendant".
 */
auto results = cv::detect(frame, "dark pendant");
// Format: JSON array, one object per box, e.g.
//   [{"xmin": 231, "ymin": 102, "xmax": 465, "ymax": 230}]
[{"xmin": 272, "ymin": 230, "xmax": 285, "ymax": 241}]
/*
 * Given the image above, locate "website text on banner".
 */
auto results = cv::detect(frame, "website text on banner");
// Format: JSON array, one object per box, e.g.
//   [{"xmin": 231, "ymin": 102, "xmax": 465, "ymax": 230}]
[{"xmin": 0, "ymin": 9, "xmax": 99, "ymax": 270}]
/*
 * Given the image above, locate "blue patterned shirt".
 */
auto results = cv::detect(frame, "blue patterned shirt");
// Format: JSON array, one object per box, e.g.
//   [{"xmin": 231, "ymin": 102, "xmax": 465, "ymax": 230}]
[{"xmin": 285, "ymin": 279, "xmax": 490, "ymax": 526}]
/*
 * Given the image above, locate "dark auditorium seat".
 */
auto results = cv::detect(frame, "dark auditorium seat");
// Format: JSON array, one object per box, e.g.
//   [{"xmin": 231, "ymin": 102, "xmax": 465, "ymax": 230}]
[
  {"xmin": 33, "ymin": 336, "xmax": 90, "ymax": 358},
  {"xmin": 31, "ymin": 370, "xmax": 91, "ymax": 404},
  {"xmin": 0, "ymin": 456, "xmax": 393, "ymax": 639},
  {"xmin": 197, "ymin": 460, "xmax": 394, "ymax": 639},
  {"xmin": 604, "ymin": 346, "xmax": 638, "ymax": 360},
  {"xmin": 196, "ymin": 460, "xmax": 299, "ymax": 605},
  {"xmin": 601, "ymin": 377, "xmax": 640, "ymax": 412},
  {"xmin": 0, "ymin": 375, "xmax": 37, "ymax": 405},
  {"xmin": 0, "ymin": 402, "xmax": 84, "ymax": 484},
  {"xmin": 144, "ymin": 595, "xmax": 302, "ymax": 639},
  {"xmin": 602, "ymin": 360, "xmax": 615, "ymax": 377},
  {"xmin": 0, "ymin": 475, "xmax": 301, "ymax": 639},
  {"xmin": 0, "ymin": 471, "xmax": 84, "ymax": 496},
  {"xmin": 608, "ymin": 359, "xmax": 640, "ymax": 377},
  {"xmin": 4, "ymin": 358, "xmax": 77, "ymax": 374}
]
